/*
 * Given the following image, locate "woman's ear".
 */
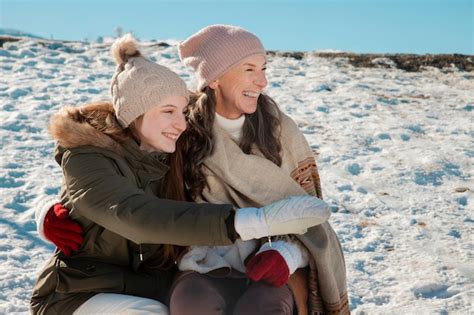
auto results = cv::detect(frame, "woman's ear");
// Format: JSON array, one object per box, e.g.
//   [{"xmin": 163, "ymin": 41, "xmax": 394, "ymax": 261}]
[{"xmin": 209, "ymin": 80, "xmax": 218, "ymax": 90}]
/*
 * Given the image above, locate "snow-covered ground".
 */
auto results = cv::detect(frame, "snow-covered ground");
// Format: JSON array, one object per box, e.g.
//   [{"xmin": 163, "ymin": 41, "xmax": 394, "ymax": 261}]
[{"xmin": 1, "ymin": 37, "xmax": 472, "ymax": 314}]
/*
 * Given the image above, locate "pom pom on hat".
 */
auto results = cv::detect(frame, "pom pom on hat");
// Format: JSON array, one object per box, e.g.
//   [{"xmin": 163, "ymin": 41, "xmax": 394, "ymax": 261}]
[{"xmin": 110, "ymin": 33, "xmax": 141, "ymax": 65}]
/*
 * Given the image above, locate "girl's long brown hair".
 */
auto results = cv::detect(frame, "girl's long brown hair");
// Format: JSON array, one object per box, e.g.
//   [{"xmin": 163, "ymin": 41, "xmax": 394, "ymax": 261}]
[
  {"xmin": 181, "ymin": 87, "xmax": 283, "ymax": 200},
  {"xmin": 78, "ymin": 102, "xmax": 185, "ymax": 270}
]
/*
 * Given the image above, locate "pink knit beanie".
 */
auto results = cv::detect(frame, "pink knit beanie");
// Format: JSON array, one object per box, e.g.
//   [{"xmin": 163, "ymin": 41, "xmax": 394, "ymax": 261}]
[{"xmin": 178, "ymin": 24, "xmax": 266, "ymax": 91}]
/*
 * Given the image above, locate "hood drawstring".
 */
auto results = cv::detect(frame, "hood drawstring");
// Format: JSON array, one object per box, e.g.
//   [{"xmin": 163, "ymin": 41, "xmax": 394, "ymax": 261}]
[{"xmin": 139, "ymin": 244, "xmax": 144, "ymax": 261}]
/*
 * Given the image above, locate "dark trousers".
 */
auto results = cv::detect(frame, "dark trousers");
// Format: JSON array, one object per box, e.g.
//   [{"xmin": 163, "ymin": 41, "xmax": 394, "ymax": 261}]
[{"xmin": 169, "ymin": 272, "xmax": 294, "ymax": 315}]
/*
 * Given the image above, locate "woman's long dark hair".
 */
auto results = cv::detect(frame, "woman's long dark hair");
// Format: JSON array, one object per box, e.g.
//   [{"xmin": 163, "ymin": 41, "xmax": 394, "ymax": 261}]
[{"xmin": 180, "ymin": 87, "xmax": 283, "ymax": 199}]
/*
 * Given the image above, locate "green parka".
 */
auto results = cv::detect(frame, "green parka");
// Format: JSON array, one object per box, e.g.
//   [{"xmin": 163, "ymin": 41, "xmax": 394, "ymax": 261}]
[{"xmin": 30, "ymin": 103, "xmax": 236, "ymax": 314}]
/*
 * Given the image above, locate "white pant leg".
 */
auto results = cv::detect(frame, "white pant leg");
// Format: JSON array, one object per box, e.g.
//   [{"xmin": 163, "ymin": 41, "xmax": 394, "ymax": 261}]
[{"xmin": 73, "ymin": 293, "xmax": 169, "ymax": 315}]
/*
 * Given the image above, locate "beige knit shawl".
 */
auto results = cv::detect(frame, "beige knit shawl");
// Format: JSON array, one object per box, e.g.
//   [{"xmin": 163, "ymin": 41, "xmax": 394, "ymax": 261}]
[{"xmin": 200, "ymin": 111, "xmax": 350, "ymax": 314}]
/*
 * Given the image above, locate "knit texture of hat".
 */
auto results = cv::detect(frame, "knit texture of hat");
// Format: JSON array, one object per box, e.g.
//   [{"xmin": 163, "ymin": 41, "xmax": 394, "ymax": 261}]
[
  {"xmin": 110, "ymin": 34, "xmax": 189, "ymax": 127},
  {"xmin": 178, "ymin": 24, "xmax": 265, "ymax": 91}
]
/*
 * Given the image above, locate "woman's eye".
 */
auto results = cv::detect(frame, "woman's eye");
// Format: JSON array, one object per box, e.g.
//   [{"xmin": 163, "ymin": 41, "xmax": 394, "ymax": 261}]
[
  {"xmin": 262, "ymin": 67, "xmax": 267, "ymax": 71},
  {"xmin": 245, "ymin": 68, "xmax": 253, "ymax": 72}
]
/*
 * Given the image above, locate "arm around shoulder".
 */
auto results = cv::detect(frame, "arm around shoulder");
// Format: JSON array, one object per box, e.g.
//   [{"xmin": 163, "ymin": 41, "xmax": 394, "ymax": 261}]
[{"xmin": 62, "ymin": 149, "xmax": 235, "ymax": 247}]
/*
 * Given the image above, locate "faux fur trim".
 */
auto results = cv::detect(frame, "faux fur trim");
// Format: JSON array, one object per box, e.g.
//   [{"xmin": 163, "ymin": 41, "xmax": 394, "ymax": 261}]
[{"xmin": 49, "ymin": 102, "xmax": 124, "ymax": 153}]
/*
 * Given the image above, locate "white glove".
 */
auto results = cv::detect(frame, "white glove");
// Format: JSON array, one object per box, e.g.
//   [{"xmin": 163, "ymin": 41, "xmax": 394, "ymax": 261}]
[{"xmin": 234, "ymin": 195, "xmax": 330, "ymax": 241}]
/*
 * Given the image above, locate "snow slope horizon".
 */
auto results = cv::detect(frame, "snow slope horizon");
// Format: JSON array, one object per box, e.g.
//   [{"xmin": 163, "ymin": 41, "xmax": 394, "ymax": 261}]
[
  {"xmin": 3, "ymin": 27, "xmax": 474, "ymax": 58},
  {"xmin": 1, "ymin": 36, "xmax": 473, "ymax": 314},
  {"xmin": 0, "ymin": 28, "xmax": 44, "ymax": 40}
]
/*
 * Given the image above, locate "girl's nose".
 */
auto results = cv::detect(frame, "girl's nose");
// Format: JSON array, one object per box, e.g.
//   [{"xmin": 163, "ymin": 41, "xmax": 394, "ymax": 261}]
[{"xmin": 174, "ymin": 113, "xmax": 187, "ymax": 132}]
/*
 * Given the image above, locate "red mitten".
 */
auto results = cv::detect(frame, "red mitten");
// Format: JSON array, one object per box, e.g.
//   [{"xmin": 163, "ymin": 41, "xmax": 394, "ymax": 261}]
[
  {"xmin": 246, "ymin": 239, "xmax": 309, "ymax": 287},
  {"xmin": 246, "ymin": 249, "xmax": 290, "ymax": 287},
  {"xmin": 43, "ymin": 203, "xmax": 84, "ymax": 256}
]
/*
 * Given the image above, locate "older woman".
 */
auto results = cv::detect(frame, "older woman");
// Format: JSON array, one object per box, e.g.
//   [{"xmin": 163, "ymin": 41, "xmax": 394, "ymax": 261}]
[{"xmin": 170, "ymin": 25, "xmax": 349, "ymax": 315}]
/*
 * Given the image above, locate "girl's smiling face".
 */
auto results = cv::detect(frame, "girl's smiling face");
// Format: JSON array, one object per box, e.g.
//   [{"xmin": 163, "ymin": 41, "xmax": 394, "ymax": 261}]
[{"xmin": 135, "ymin": 95, "xmax": 188, "ymax": 153}]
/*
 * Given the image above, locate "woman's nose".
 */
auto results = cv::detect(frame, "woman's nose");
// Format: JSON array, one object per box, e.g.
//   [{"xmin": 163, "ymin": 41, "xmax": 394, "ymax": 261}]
[{"xmin": 255, "ymin": 71, "xmax": 268, "ymax": 89}]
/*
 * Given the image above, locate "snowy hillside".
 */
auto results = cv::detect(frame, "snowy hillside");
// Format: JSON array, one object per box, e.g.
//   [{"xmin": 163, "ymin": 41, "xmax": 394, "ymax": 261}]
[{"xmin": 1, "ymin": 36, "xmax": 473, "ymax": 314}]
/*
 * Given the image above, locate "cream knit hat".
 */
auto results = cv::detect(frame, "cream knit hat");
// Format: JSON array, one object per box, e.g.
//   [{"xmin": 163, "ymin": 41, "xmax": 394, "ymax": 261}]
[
  {"xmin": 178, "ymin": 24, "xmax": 266, "ymax": 91},
  {"xmin": 110, "ymin": 34, "xmax": 189, "ymax": 127}
]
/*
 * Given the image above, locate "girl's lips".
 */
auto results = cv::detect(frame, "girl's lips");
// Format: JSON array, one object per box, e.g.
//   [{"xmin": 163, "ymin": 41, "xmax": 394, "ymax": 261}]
[{"xmin": 162, "ymin": 132, "xmax": 179, "ymax": 141}]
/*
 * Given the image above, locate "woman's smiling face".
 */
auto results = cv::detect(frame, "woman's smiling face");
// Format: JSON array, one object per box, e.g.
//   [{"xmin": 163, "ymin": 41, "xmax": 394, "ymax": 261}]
[{"xmin": 210, "ymin": 54, "xmax": 268, "ymax": 119}]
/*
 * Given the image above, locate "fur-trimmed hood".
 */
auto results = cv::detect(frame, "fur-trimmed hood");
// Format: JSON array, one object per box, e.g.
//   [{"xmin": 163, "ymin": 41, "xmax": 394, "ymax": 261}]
[{"xmin": 49, "ymin": 102, "xmax": 126, "ymax": 154}]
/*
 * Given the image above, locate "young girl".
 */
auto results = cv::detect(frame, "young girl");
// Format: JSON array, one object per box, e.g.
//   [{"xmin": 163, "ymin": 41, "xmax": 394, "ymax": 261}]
[{"xmin": 30, "ymin": 35, "xmax": 331, "ymax": 315}]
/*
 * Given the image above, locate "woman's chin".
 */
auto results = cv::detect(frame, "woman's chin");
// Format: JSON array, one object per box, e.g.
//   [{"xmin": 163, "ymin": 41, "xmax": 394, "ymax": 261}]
[{"xmin": 243, "ymin": 103, "xmax": 258, "ymax": 115}]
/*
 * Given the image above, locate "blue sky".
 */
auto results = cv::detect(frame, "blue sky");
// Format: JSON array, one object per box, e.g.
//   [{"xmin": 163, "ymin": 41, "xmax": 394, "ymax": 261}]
[{"xmin": 1, "ymin": 0, "xmax": 472, "ymax": 54}]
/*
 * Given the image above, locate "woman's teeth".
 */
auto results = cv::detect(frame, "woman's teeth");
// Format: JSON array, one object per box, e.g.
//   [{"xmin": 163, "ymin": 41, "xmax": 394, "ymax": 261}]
[{"xmin": 243, "ymin": 91, "xmax": 260, "ymax": 97}]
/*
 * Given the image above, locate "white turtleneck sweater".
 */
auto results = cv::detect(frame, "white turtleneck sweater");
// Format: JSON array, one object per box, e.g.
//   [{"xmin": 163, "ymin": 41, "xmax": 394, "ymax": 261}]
[
  {"xmin": 214, "ymin": 112, "xmax": 245, "ymax": 142},
  {"xmin": 178, "ymin": 113, "xmax": 309, "ymax": 275}
]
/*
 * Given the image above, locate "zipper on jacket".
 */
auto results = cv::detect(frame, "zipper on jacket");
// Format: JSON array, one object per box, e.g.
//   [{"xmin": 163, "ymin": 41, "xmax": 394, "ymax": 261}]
[{"xmin": 139, "ymin": 244, "xmax": 144, "ymax": 261}]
